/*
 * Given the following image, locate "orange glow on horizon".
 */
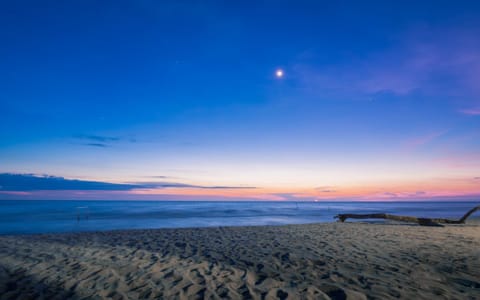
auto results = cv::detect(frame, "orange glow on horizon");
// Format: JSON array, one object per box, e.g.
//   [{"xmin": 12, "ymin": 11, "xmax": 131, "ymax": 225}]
[{"xmin": 128, "ymin": 176, "xmax": 480, "ymax": 201}]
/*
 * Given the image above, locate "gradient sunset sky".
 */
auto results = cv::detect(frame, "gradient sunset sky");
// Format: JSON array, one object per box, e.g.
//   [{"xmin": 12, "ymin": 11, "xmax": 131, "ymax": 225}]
[{"xmin": 1, "ymin": 1, "xmax": 479, "ymax": 201}]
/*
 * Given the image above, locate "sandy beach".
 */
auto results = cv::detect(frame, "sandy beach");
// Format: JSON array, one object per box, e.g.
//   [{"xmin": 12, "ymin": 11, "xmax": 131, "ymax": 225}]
[{"xmin": 1, "ymin": 222, "xmax": 479, "ymax": 299}]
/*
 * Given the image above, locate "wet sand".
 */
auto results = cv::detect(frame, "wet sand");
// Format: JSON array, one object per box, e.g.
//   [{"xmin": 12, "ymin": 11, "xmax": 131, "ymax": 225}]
[{"xmin": 0, "ymin": 222, "xmax": 479, "ymax": 299}]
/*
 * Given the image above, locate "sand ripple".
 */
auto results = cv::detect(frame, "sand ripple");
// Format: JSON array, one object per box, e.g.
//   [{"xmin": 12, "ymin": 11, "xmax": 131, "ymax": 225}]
[{"xmin": 1, "ymin": 222, "xmax": 479, "ymax": 299}]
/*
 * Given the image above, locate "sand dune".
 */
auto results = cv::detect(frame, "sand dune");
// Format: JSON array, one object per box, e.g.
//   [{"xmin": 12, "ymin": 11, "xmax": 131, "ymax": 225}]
[{"xmin": 0, "ymin": 222, "xmax": 479, "ymax": 299}]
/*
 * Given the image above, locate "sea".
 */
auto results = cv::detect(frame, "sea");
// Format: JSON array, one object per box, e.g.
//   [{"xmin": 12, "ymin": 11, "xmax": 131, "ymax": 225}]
[{"xmin": 0, "ymin": 200, "xmax": 478, "ymax": 235}]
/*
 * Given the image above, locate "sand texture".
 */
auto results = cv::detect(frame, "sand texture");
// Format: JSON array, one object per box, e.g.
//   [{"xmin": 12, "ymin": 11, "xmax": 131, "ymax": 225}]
[{"xmin": 0, "ymin": 222, "xmax": 479, "ymax": 299}]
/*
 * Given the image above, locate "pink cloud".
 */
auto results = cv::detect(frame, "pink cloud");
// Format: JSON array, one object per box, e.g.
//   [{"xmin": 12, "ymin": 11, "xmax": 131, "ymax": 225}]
[
  {"xmin": 434, "ymin": 152, "xmax": 480, "ymax": 169},
  {"xmin": 0, "ymin": 191, "xmax": 31, "ymax": 196},
  {"xmin": 459, "ymin": 108, "xmax": 480, "ymax": 115},
  {"xmin": 403, "ymin": 130, "xmax": 447, "ymax": 151},
  {"xmin": 293, "ymin": 26, "xmax": 480, "ymax": 108}
]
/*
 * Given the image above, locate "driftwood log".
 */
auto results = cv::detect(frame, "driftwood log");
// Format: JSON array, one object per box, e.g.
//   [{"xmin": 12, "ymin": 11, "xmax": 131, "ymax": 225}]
[{"xmin": 335, "ymin": 205, "xmax": 480, "ymax": 226}]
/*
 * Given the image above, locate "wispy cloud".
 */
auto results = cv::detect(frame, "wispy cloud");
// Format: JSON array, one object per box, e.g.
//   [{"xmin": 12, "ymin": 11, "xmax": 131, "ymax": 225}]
[
  {"xmin": 73, "ymin": 134, "xmax": 137, "ymax": 148},
  {"xmin": 315, "ymin": 186, "xmax": 336, "ymax": 193},
  {"xmin": 84, "ymin": 143, "xmax": 109, "ymax": 148},
  {"xmin": 404, "ymin": 130, "xmax": 447, "ymax": 151},
  {"xmin": 408, "ymin": 191, "xmax": 426, "ymax": 197},
  {"xmin": 459, "ymin": 108, "xmax": 480, "ymax": 115},
  {"xmin": 0, "ymin": 173, "xmax": 137, "ymax": 191},
  {"xmin": 74, "ymin": 134, "xmax": 120, "ymax": 143},
  {"xmin": 132, "ymin": 181, "xmax": 256, "ymax": 190},
  {"xmin": 434, "ymin": 152, "xmax": 480, "ymax": 169},
  {"xmin": 0, "ymin": 173, "xmax": 256, "ymax": 192},
  {"xmin": 293, "ymin": 26, "xmax": 480, "ymax": 108},
  {"xmin": 384, "ymin": 192, "xmax": 398, "ymax": 198}
]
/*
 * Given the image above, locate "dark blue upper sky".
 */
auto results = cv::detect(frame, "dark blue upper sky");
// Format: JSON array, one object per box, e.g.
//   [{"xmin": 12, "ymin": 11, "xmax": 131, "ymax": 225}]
[{"xmin": 1, "ymin": 1, "xmax": 479, "ymax": 200}]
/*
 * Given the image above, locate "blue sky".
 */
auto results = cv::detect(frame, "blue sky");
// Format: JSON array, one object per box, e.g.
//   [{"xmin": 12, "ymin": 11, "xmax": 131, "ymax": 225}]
[{"xmin": 1, "ymin": 1, "xmax": 479, "ymax": 200}]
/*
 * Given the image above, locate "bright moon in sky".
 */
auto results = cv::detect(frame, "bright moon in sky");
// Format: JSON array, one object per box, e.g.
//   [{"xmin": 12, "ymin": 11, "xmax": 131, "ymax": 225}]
[{"xmin": 275, "ymin": 69, "xmax": 284, "ymax": 78}]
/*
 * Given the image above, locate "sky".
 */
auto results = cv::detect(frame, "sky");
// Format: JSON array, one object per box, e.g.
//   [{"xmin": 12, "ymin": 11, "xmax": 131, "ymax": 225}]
[{"xmin": 1, "ymin": 0, "xmax": 479, "ymax": 201}]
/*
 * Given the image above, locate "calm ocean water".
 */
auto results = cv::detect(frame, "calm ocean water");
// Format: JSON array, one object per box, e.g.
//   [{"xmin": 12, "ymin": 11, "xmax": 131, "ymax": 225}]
[{"xmin": 0, "ymin": 200, "xmax": 478, "ymax": 235}]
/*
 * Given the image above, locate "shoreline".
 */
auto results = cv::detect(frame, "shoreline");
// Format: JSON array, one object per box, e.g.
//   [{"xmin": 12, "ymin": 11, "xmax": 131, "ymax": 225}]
[
  {"xmin": 1, "ymin": 222, "xmax": 479, "ymax": 299},
  {"xmin": 2, "ymin": 216, "xmax": 479, "ymax": 237}
]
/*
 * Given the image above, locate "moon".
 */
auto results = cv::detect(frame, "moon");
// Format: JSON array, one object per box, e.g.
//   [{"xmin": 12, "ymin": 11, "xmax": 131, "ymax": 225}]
[{"xmin": 275, "ymin": 69, "xmax": 284, "ymax": 78}]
